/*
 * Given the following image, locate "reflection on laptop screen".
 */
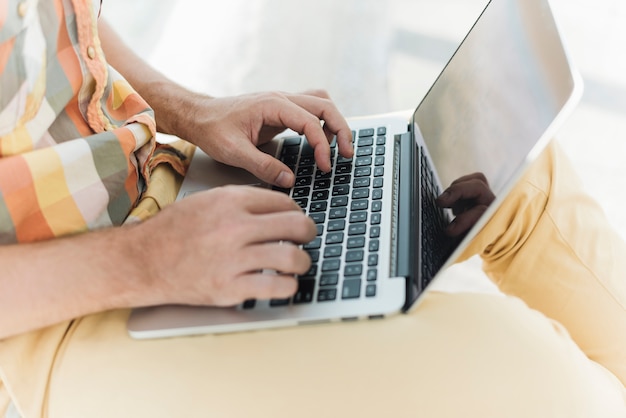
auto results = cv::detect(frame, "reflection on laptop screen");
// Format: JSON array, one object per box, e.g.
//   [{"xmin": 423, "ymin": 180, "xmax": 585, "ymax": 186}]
[{"xmin": 414, "ymin": 0, "xmax": 580, "ymax": 194}]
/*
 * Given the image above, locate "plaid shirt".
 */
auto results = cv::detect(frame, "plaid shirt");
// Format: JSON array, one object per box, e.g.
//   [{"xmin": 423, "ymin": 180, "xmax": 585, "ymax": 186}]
[{"xmin": 0, "ymin": 0, "xmax": 161, "ymax": 245}]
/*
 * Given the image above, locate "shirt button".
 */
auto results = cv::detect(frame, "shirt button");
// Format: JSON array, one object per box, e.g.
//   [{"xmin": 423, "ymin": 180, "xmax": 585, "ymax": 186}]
[
  {"xmin": 17, "ymin": 1, "xmax": 28, "ymax": 17},
  {"xmin": 87, "ymin": 46, "xmax": 96, "ymax": 59}
]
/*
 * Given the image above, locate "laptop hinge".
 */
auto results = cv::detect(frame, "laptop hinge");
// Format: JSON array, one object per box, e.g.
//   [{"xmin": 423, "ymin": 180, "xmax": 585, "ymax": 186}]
[{"xmin": 393, "ymin": 132, "xmax": 420, "ymax": 311}]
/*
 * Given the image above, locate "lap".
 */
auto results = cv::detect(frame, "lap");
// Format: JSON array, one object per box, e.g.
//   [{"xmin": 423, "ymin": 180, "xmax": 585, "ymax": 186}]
[{"xmin": 46, "ymin": 291, "xmax": 625, "ymax": 418}]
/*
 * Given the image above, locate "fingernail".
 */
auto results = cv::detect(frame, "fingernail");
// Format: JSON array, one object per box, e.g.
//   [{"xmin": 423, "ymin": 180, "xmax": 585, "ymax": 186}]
[{"xmin": 276, "ymin": 171, "xmax": 293, "ymax": 188}]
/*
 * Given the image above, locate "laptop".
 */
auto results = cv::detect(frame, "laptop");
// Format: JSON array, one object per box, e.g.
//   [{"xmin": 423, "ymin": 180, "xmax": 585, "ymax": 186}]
[{"xmin": 128, "ymin": 0, "xmax": 583, "ymax": 338}]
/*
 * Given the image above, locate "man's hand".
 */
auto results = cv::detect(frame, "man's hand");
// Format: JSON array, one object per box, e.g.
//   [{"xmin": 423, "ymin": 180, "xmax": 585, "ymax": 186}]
[
  {"xmin": 135, "ymin": 186, "xmax": 317, "ymax": 307},
  {"xmin": 176, "ymin": 90, "xmax": 354, "ymax": 189},
  {"xmin": 436, "ymin": 173, "xmax": 495, "ymax": 237}
]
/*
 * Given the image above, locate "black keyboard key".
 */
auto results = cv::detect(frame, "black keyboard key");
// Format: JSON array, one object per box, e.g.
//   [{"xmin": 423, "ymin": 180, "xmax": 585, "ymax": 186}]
[
  {"xmin": 358, "ymin": 128, "xmax": 375, "ymax": 137},
  {"xmin": 372, "ymin": 189, "xmax": 383, "ymax": 200},
  {"xmin": 353, "ymin": 178, "xmax": 370, "ymax": 188},
  {"xmin": 315, "ymin": 170, "xmax": 332, "ymax": 179},
  {"xmin": 375, "ymin": 146, "xmax": 385, "ymax": 156},
  {"xmin": 270, "ymin": 298, "xmax": 290, "ymax": 307},
  {"xmin": 322, "ymin": 259, "xmax": 341, "ymax": 272},
  {"xmin": 283, "ymin": 145, "xmax": 300, "ymax": 156},
  {"xmin": 335, "ymin": 164, "xmax": 352, "ymax": 175},
  {"xmin": 346, "ymin": 250, "xmax": 364, "ymax": 262},
  {"xmin": 283, "ymin": 136, "xmax": 302, "ymax": 146},
  {"xmin": 316, "ymin": 224, "xmax": 324, "ymax": 236},
  {"xmin": 293, "ymin": 187, "xmax": 310, "ymax": 198},
  {"xmin": 309, "ymin": 201, "xmax": 328, "ymax": 212},
  {"xmin": 342, "ymin": 279, "xmax": 362, "ymax": 299},
  {"xmin": 304, "ymin": 237, "xmax": 322, "ymax": 250},
  {"xmin": 351, "ymin": 200, "xmax": 369, "ymax": 211},
  {"xmin": 293, "ymin": 279, "xmax": 315, "ymax": 304},
  {"xmin": 309, "ymin": 213, "xmax": 326, "ymax": 224},
  {"xmin": 294, "ymin": 198, "xmax": 308, "ymax": 209},
  {"xmin": 365, "ymin": 284, "xmax": 377, "ymax": 297},
  {"xmin": 349, "ymin": 212, "xmax": 367, "ymax": 223},
  {"xmin": 301, "ymin": 141, "xmax": 315, "ymax": 156},
  {"xmin": 332, "ymin": 185, "xmax": 350, "ymax": 196},
  {"xmin": 374, "ymin": 156, "xmax": 385, "ymax": 166},
  {"xmin": 295, "ymin": 177, "xmax": 312, "ymax": 187},
  {"xmin": 324, "ymin": 245, "xmax": 342, "ymax": 258},
  {"xmin": 376, "ymin": 135, "xmax": 386, "ymax": 145},
  {"xmin": 320, "ymin": 273, "xmax": 339, "ymax": 286},
  {"xmin": 330, "ymin": 196, "xmax": 348, "ymax": 207},
  {"xmin": 314, "ymin": 179, "xmax": 331, "ymax": 190},
  {"xmin": 356, "ymin": 147, "xmax": 373, "ymax": 157},
  {"xmin": 370, "ymin": 226, "xmax": 381, "ymax": 238},
  {"xmin": 372, "ymin": 201, "xmax": 382, "ymax": 212},
  {"xmin": 367, "ymin": 269, "xmax": 378, "ymax": 281},
  {"xmin": 328, "ymin": 219, "xmax": 346, "ymax": 231},
  {"xmin": 370, "ymin": 213, "xmax": 381, "ymax": 225},
  {"xmin": 357, "ymin": 137, "xmax": 374, "ymax": 147},
  {"xmin": 355, "ymin": 157, "xmax": 372, "ymax": 167},
  {"xmin": 344, "ymin": 264, "xmax": 363, "ymax": 277},
  {"xmin": 376, "ymin": 127, "xmax": 386, "ymax": 136},
  {"xmin": 273, "ymin": 186, "xmax": 290, "ymax": 194},
  {"xmin": 308, "ymin": 250, "xmax": 320, "ymax": 263},
  {"xmin": 369, "ymin": 239, "xmax": 380, "ymax": 252},
  {"xmin": 242, "ymin": 299, "xmax": 256, "ymax": 309},
  {"xmin": 355, "ymin": 167, "xmax": 371, "ymax": 177},
  {"xmin": 298, "ymin": 155, "xmax": 316, "ymax": 166},
  {"xmin": 296, "ymin": 166, "xmax": 314, "ymax": 177},
  {"xmin": 329, "ymin": 207, "xmax": 348, "ymax": 219},
  {"xmin": 305, "ymin": 264, "xmax": 318, "ymax": 277},
  {"xmin": 337, "ymin": 155, "xmax": 353, "ymax": 164},
  {"xmin": 334, "ymin": 174, "xmax": 351, "ymax": 185},
  {"xmin": 347, "ymin": 236, "xmax": 366, "ymax": 249},
  {"xmin": 318, "ymin": 288, "xmax": 337, "ymax": 302},
  {"xmin": 374, "ymin": 167, "xmax": 384, "ymax": 177},
  {"xmin": 326, "ymin": 232, "xmax": 344, "ymax": 245},
  {"xmin": 373, "ymin": 178, "xmax": 384, "ymax": 188},
  {"xmin": 368, "ymin": 254, "xmax": 379, "ymax": 266},
  {"xmin": 352, "ymin": 189, "xmax": 369, "ymax": 200},
  {"xmin": 348, "ymin": 224, "xmax": 367, "ymax": 236},
  {"xmin": 282, "ymin": 154, "xmax": 298, "ymax": 165},
  {"xmin": 312, "ymin": 190, "xmax": 329, "ymax": 201}
]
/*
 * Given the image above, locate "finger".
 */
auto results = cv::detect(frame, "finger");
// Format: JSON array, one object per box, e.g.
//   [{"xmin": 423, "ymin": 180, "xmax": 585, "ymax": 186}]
[
  {"xmin": 436, "ymin": 179, "xmax": 495, "ymax": 208},
  {"xmin": 232, "ymin": 273, "xmax": 299, "ymax": 303},
  {"xmin": 446, "ymin": 205, "xmax": 489, "ymax": 237},
  {"xmin": 300, "ymin": 89, "xmax": 331, "ymax": 100},
  {"xmin": 221, "ymin": 139, "xmax": 297, "ymax": 188},
  {"xmin": 449, "ymin": 172, "xmax": 489, "ymax": 186},
  {"xmin": 242, "ymin": 211, "xmax": 317, "ymax": 244},
  {"xmin": 286, "ymin": 94, "xmax": 354, "ymax": 160},
  {"xmin": 238, "ymin": 242, "xmax": 312, "ymax": 276},
  {"xmin": 209, "ymin": 185, "xmax": 301, "ymax": 214}
]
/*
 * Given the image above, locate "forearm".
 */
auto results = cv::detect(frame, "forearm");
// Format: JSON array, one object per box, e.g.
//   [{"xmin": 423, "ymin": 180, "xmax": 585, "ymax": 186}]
[
  {"xmin": 0, "ymin": 225, "xmax": 151, "ymax": 339},
  {"xmin": 97, "ymin": 19, "xmax": 209, "ymax": 140}
]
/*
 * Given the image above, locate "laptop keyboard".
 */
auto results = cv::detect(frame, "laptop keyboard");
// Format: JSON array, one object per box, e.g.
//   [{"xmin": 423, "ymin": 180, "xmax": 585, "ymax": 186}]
[{"xmin": 244, "ymin": 127, "xmax": 388, "ymax": 309}]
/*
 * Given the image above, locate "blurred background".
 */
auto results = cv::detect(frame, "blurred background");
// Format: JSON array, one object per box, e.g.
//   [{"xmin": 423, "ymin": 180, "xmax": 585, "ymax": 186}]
[{"xmin": 102, "ymin": 0, "xmax": 626, "ymax": 248}]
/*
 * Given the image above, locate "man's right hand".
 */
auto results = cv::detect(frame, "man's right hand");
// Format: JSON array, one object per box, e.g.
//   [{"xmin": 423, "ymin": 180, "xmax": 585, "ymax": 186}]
[{"xmin": 134, "ymin": 186, "xmax": 317, "ymax": 307}]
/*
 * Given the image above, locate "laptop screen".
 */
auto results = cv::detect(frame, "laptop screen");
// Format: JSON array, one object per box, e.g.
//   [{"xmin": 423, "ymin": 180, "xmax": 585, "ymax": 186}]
[{"xmin": 413, "ymin": 0, "xmax": 581, "ymax": 194}]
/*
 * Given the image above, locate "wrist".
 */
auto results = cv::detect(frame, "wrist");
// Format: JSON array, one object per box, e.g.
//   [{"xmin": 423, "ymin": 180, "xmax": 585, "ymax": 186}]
[{"xmin": 137, "ymin": 80, "xmax": 214, "ymax": 142}]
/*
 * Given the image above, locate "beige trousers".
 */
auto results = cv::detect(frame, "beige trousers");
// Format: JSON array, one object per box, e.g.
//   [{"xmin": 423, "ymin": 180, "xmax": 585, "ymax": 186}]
[{"xmin": 1, "ymin": 141, "xmax": 625, "ymax": 417}]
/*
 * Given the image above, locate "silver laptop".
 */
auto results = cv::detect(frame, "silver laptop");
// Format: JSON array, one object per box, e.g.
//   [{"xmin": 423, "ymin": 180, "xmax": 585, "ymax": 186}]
[{"xmin": 128, "ymin": 0, "xmax": 583, "ymax": 338}]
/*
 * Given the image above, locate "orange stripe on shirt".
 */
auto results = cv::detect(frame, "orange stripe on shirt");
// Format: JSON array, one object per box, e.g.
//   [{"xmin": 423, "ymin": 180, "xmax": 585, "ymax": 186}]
[
  {"xmin": 0, "ymin": 37, "xmax": 14, "ymax": 74},
  {"xmin": 0, "ymin": 156, "xmax": 55, "ymax": 242},
  {"xmin": 23, "ymin": 148, "xmax": 87, "ymax": 238}
]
